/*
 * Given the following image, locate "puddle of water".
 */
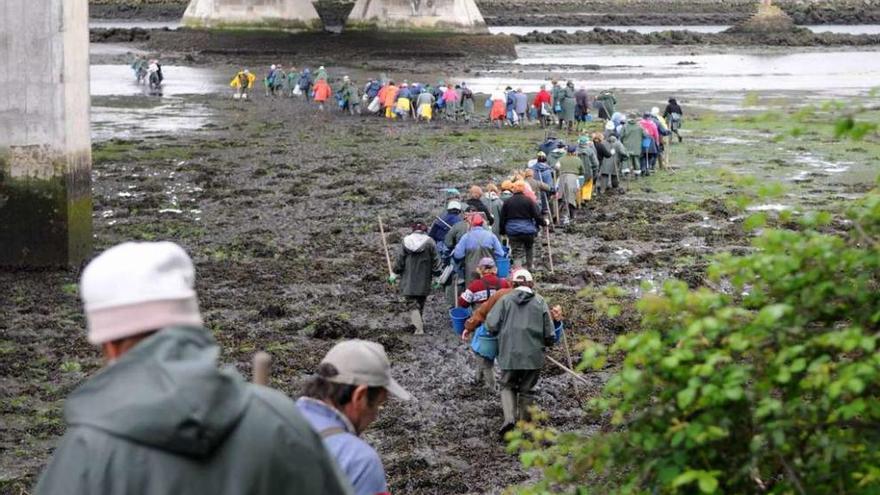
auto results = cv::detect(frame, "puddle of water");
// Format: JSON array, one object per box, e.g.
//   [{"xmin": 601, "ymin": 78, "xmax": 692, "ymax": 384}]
[
  {"xmin": 91, "ymin": 64, "xmax": 226, "ymax": 97},
  {"xmin": 488, "ymin": 24, "xmax": 880, "ymax": 36},
  {"xmin": 91, "ymin": 100, "xmax": 213, "ymax": 141}
]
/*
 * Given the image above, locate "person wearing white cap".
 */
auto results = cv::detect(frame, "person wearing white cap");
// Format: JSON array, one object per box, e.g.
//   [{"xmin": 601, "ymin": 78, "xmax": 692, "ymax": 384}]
[
  {"xmin": 485, "ymin": 268, "xmax": 562, "ymax": 437},
  {"xmin": 297, "ymin": 340, "xmax": 412, "ymax": 495},
  {"xmin": 36, "ymin": 242, "xmax": 352, "ymax": 495}
]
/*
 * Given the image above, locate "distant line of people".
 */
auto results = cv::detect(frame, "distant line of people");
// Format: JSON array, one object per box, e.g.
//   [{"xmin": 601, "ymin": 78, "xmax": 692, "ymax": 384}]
[{"xmin": 225, "ymin": 65, "xmax": 685, "ymax": 137}]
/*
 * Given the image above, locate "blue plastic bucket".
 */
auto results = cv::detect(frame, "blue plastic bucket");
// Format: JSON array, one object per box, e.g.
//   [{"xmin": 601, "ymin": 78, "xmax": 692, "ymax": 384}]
[
  {"xmin": 496, "ymin": 257, "xmax": 511, "ymax": 278},
  {"xmin": 476, "ymin": 336, "xmax": 498, "ymax": 359},
  {"xmin": 449, "ymin": 307, "xmax": 470, "ymax": 335}
]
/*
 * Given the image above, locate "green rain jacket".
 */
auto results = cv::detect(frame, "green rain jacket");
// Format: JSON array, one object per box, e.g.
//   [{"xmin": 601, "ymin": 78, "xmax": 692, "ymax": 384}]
[
  {"xmin": 35, "ymin": 326, "xmax": 353, "ymax": 495},
  {"xmin": 620, "ymin": 121, "xmax": 646, "ymax": 156},
  {"xmin": 485, "ymin": 288, "xmax": 555, "ymax": 370},
  {"xmin": 394, "ymin": 231, "xmax": 442, "ymax": 297}
]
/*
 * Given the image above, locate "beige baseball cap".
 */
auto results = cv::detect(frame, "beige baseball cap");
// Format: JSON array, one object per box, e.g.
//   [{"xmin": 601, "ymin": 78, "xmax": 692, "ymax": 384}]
[{"xmin": 321, "ymin": 340, "xmax": 412, "ymax": 401}]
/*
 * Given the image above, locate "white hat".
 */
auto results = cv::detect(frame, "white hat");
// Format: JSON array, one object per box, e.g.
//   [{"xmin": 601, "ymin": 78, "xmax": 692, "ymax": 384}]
[
  {"xmin": 321, "ymin": 340, "xmax": 412, "ymax": 400},
  {"xmin": 80, "ymin": 242, "xmax": 203, "ymax": 345},
  {"xmin": 447, "ymin": 200, "xmax": 463, "ymax": 211},
  {"xmin": 271, "ymin": 64, "xmax": 276, "ymax": 70},
  {"xmin": 651, "ymin": 106, "xmax": 660, "ymax": 116},
  {"xmin": 511, "ymin": 268, "xmax": 533, "ymax": 283},
  {"xmin": 605, "ymin": 121, "xmax": 615, "ymax": 131}
]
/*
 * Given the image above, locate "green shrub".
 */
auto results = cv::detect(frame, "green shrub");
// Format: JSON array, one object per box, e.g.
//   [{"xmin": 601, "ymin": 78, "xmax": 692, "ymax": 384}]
[{"xmin": 510, "ymin": 190, "xmax": 880, "ymax": 494}]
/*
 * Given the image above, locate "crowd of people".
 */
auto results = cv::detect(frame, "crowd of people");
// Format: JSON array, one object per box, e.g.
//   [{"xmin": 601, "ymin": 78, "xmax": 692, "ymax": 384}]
[
  {"xmin": 227, "ymin": 65, "xmax": 685, "ymax": 135},
  {"xmin": 55, "ymin": 61, "xmax": 686, "ymax": 495},
  {"xmin": 384, "ymin": 116, "xmax": 686, "ymax": 441}
]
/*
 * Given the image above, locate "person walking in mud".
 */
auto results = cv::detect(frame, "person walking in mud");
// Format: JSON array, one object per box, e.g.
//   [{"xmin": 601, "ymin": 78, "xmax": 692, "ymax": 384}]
[
  {"xmin": 485, "ymin": 268, "xmax": 562, "ymax": 437},
  {"xmin": 230, "ymin": 69, "xmax": 256, "ymax": 100},
  {"xmin": 35, "ymin": 241, "xmax": 352, "ymax": 495},
  {"xmin": 559, "ymin": 81, "xmax": 577, "ymax": 132},
  {"xmin": 596, "ymin": 90, "xmax": 617, "ymax": 121},
  {"xmin": 663, "ymin": 97, "xmax": 684, "ymax": 143},
  {"xmin": 457, "ymin": 257, "xmax": 511, "ymax": 390},
  {"xmin": 499, "ymin": 182, "xmax": 544, "ymax": 270},
  {"xmin": 390, "ymin": 222, "xmax": 441, "ymax": 335},
  {"xmin": 452, "ymin": 214, "xmax": 506, "ymax": 285},
  {"xmin": 460, "ymin": 82, "xmax": 475, "ymax": 122},
  {"xmin": 298, "ymin": 340, "xmax": 412, "ymax": 495},
  {"xmin": 621, "ymin": 113, "xmax": 646, "ymax": 177},
  {"xmin": 557, "ymin": 145, "xmax": 585, "ymax": 224}
]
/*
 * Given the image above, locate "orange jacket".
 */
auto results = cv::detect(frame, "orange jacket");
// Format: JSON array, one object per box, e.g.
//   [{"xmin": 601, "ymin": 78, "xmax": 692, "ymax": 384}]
[
  {"xmin": 313, "ymin": 79, "xmax": 332, "ymax": 102},
  {"xmin": 382, "ymin": 85, "xmax": 399, "ymax": 108}
]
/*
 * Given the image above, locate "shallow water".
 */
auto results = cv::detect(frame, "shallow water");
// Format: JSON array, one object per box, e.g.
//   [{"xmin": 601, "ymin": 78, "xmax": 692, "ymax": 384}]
[
  {"xmin": 91, "ymin": 64, "xmax": 226, "ymax": 96},
  {"xmin": 91, "ymin": 100, "xmax": 214, "ymax": 141},
  {"xmin": 488, "ymin": 25, "xmax": 880, "ymax": 35},
  {"xmin": 463, "ymin": 45, "xmax": 880, "ymax": 95},
  {"xmin": 90, "ymin": 20, "xmax": 181, "ymax": 30}
]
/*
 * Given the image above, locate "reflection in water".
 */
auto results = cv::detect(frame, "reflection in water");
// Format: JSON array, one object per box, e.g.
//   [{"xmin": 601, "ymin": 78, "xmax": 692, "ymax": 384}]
[{"xmin": 91, "ymin": 64, "xmax": 226, "ymax": 96}]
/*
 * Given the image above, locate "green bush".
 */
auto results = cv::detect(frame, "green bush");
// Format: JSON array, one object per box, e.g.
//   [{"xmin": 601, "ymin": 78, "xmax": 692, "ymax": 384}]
[{"xmin": 510, "ymin": 191, "xmax": 880, "ymax": 494}]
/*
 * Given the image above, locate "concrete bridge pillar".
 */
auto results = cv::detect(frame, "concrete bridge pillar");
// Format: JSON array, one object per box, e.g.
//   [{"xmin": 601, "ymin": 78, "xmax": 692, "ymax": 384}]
[
  {"xmin": 346, "ymin": 0, "xmax": 487, "ymax": 33},
  {"xmin": 183, "ymin": 0, "xmax": 323, "ymax": 30},
  {"xmin": 0, "ymin": 0, "xmax": 92, "ymax": 268}
]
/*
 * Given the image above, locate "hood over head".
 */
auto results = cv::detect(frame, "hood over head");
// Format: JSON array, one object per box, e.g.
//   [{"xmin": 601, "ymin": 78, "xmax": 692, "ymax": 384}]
[
  {"xmin": 64, "ymin": 327, "xmax": 249, "ymax": 459},
  {"xmin": 404, "ymin": 231, "xmax": 431, "ymax": 252}
]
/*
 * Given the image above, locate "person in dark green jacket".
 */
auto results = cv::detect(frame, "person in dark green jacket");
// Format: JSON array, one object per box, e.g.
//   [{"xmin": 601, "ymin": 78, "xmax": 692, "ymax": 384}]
[
  {"xmin": 620, "ymin": 114, "xmax": 646, "ymax": 178},
  {"xmin": 391, "ymin": 222, "xmax": 442, "ymax": 335},
  {"xmin": 485, "ymin": 268, "xmax": 561, "ymax": 437},
  {"xmin": 36, "ymin": 241, "xmax": 352, "ymax": 495}
]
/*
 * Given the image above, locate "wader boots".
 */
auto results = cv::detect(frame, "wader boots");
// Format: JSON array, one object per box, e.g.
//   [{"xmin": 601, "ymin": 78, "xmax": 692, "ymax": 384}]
[{"xmin": 499, "ymin": 388, "xmax": 517, "ymax": 438}]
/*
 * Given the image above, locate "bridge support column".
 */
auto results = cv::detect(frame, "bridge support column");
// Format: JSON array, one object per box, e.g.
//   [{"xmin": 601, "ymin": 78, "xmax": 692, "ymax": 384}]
[
  {"xmin": 0, "ymin": 0, "xmax": 92, "ymax": 268},
  {"xmin": 346, "ymin": 0, "xmax": 487, "ymax": 33},
  {"xmin": 183, "ymin": 0, "xmax": 323, "ymax": 30}
]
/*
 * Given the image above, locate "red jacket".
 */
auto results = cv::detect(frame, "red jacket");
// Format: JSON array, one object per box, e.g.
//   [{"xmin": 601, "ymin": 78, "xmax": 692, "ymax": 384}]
[
  {"xmin": 458, "ymin": 274, "xmax": 511, "ymax": 308},
  {"xmin": 533, "ymin": 90, "xmax": 551, "ymax": 109}
]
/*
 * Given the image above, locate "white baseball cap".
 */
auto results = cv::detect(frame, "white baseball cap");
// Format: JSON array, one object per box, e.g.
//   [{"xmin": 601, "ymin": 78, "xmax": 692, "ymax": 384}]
[
  {"xmin": 80, "ymin": 242, "xmax": 203, "ymax": 345},
  {"xmin": 321, "ymin": 340, "xmax": 412, "ymax": 401},
  {"xmin": 511, "ymin": 268, "xmax": 533, "ymax": 283}
]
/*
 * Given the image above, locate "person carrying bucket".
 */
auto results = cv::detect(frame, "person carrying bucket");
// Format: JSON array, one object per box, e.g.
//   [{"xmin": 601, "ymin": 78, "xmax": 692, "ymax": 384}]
[
  {"xmin": 457, "ymin": 257, "xmax": 511, "ymax": 390},
  {"xmin": 484, "ymin": 269, "xmax": 564, "ymax": 438},
  {"xmin": 389, "ymin": 222, "xmax": 441, "ymax": 335}
]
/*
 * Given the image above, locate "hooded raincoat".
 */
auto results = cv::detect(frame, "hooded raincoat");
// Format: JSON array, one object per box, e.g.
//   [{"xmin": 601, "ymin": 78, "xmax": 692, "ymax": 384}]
[
  {"xmin": 485, "ymin": 288, "xmax": 556, "ymax": 370},
  {"xmin": 394, "ymin": 231, "xmax": 441, "ymax": 297},
  {"xmin": 35, "ymin": 326, "xmax": 352, "ymax": 495}
]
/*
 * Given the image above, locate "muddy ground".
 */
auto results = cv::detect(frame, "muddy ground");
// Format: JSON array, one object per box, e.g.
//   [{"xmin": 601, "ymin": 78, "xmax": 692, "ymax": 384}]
[
  {"xmin": 87, "ymin": 0, "xmax": 880, "ymax": 25},
  {"xmin": 0, "ymin": 90, "xmax": 764, "ymax": 493}
]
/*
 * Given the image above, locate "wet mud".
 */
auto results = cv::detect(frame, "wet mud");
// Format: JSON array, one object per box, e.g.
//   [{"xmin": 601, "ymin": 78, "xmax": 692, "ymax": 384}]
[{"xmin": 1, "ymin": 91, "xmax": 753, "ymax": 494}]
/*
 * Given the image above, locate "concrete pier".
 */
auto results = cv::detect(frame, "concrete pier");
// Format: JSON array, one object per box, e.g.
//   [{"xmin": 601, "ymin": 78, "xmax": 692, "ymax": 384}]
[
  {"xmin": 183, "ymin": 0, "xmax": 323, "ymax": 30},
  {"xmin": 0, "ymin": 0, "xmax": 92, "ymax": 268},
  {"xmin": 346, "ymin": 0, "xmax": 487, "ymax": 33}
]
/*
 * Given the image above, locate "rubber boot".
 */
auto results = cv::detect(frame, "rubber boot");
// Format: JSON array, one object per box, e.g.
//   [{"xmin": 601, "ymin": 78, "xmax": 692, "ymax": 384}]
[
  {"xmin": 410, "ymin": 309, "xmax": 424, "ymax": 335},
  {"xmin": 499, "ymin": 388, "xmax": 517, "ymax": 438},
  {"xmin": 481, "ymin": 360, "xmax": 496, "ymax": 391}
]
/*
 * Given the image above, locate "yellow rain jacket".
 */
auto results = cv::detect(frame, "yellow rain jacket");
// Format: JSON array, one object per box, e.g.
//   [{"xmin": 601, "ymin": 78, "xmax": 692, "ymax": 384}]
[{"xmin": 230, "ymin": 72, "xmax": 256, "ymax": 89}]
